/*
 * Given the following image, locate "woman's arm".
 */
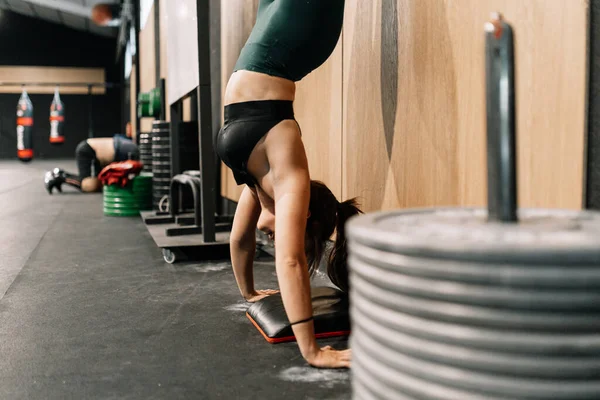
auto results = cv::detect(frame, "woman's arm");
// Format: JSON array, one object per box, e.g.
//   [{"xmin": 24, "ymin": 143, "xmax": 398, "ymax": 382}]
[
  {"xmin": 267, "ymin": 121, "xmax": 351, "ymax": 368},
  {"xmin": 230, "ymin": 186, "xmax": 263, "ymax": 300}
]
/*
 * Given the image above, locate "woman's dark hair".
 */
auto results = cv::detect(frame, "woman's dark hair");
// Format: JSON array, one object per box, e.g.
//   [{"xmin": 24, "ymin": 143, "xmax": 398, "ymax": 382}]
[{"xmin": 305, "ymin": 180, "xmax": 363, "ymax": 292}]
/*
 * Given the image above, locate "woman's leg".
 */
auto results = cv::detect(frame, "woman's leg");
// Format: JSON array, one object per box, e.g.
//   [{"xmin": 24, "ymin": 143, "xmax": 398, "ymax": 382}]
[
  {"xmin": 76, "ymin": 140, "xmax": 103, "ymax": 193},
  {"xmin": 82, "ymin": 138, "xmax": 117, "ymax": 192}
]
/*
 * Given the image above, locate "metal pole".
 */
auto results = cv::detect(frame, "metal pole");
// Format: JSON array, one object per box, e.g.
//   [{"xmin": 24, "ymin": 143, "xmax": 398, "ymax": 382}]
[
  {"xmin": 154, "ymin": 0, "xmax": 161, "ymax": 88},
  {"xmin": 170, "ymin": 101, "xmax": 182, "ymax": 178},
  {"xmin": 133, "ymin": 0, "xmax": 142, "ymax": 141},
  {"xmin": 87, "ymin": 85, "xmax": 95, "ymax": 138},
  {"xmin": 485, "ymin": 13, "xmax": 517, "ymax": 223},
  {"xmin": 196, "ymin": 0, "xmax": 216, "ymax": 242},
  {"xmin": 210, "ymin": 0, "xmax": 222, "ymax": 216},
  {"xmin": 160, "ymin": 78, "xmax": 166, "ymax": 121}
]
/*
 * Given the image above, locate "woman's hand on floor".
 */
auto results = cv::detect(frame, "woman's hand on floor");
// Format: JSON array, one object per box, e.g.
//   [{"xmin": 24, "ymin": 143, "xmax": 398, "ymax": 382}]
[
  {"xmin": 306, "ymin": 346, "xmax": 351, "ymax": 369},
  {"xmin": 245, "ymin": 289, "xmax": 280, "ymax": 302}
]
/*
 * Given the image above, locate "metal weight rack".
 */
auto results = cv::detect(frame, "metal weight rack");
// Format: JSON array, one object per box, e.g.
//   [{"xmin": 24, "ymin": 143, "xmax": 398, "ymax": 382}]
[{"xmin": 139, "ymin": 0, "xmax": 232, "ymax": 263}]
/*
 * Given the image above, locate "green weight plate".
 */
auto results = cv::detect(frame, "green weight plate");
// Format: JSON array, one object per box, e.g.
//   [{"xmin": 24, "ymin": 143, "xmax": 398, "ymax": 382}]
[
  {"xmin": 102, "ymin": 203, "xmax": 141, "ymax": 210},
  {"xmin": 104, "ymin": 195, "xmax": 151, "ymax": 204},
  {"xmin": 103, "ymin": 196, "xmax": 151, "ymax": 205},
  {"xmin": 104, "ymin": 207, "xmax": 143, "ymax": 217},
  {"xmin": 149, "ymin": 87, "xmax": 161, "ymax": 116},
  {"xmin": 103, "ymin": 183, "xmax": 153, "ymax": 193},
  {"xmin": 103, "ymin": 185, "xmax": 152, "ymax": 196},
  {"xmin": 104, "ymin": 204, "xmax": 152, "ymax": 212}
]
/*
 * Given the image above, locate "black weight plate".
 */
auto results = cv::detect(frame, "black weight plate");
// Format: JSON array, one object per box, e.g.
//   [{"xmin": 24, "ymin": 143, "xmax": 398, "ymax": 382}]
[
  {"xmin": 152, "ymin": 185, "xmax": 171, "ymax": 191},
  {"xmin": 151, "ymin": 166, "xmax": 170, "ymax": 172},
  {"xmin": 351, "ymin": 274, "xmax": 600, "ymax": 332},
  {"xmin": 350, "ymin": 290, "xmax": 600, "ymax": 356},
  {"xmin": 151, "ymin": 132, "xmax": 170, "ymax": 139},
  {"xmin": 151, "ymin": 144, "xmax": 171, "ymax": 151},
  {"xmin": 347, "ymin": 207, "xmax": 600, "ymax": 264},
  {"xmin": 351, "ymin": 334, "xmax": 600, "ymax": 400},
  {"xmin": 152, "ymin": 121, "xmax": 169, "ymax": 129},
  {"xmin": 349, "ymin": 242, "xmax": 600, "ymax": 288},
  {"xmin": 152, "ymin": 174, "xmax": 171, "ymax": 180},
  {"xmin": 351, "ymin": 307, "xmax": 600, "ymax": 380},
  {"xmin": 349, "ymin": 256, "xmax": 600, "ymax": 310}
]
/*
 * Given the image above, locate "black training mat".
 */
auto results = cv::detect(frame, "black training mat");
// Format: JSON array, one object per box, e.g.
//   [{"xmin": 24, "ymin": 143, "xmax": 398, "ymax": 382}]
[{"xmin": 246, "ymin": 286, "xmax": 351, "ymax": 343}]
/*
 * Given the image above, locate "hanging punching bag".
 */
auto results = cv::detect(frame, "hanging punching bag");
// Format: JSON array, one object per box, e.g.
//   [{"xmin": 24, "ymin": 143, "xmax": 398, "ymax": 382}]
[
  {"xmin": 16, "ymin": 89, "xmax": 34, "ymax": 162},
  {"xmin": 49, "ymin": 87, "xmax": 65, "ymax": 145}
]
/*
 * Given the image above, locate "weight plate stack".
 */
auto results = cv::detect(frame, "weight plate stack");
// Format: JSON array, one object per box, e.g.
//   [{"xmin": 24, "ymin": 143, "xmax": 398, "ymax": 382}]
[
  {"xmin": 151, "ymin": 121, "xmax": 171, "ymax": 211},
  {"xmin": 103, "ymin": 173, "xmax": 153, "ymax": 217},
  {"xmin": 138, "ymin": 132, "xmax": 152, "ymax": 172},
  {"xmin": 346, "ymin": 207, "xmax": 600, "ymax": 400}
]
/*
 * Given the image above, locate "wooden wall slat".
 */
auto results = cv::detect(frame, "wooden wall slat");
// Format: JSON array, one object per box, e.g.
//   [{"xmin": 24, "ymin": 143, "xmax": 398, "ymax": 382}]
[
  {"xmin": 343, "ymin": 0, "xmax": 589, "ymax": 212},
  {"xmin": 294, "ymin": 40, "xmax": 343, "ymax": 199},
  {"xmin": 219, "ymin": 0, "xmax": 259, "ymax": 202},
  {"xmin": 0, "ymin": 66, "xmax": 105, "ymax": 95}
]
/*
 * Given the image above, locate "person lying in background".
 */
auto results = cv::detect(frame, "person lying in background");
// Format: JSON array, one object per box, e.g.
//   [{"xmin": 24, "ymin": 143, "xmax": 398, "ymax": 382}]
[{"xmin": 44, "ymin": 122, "xmax": 139, "ymax": 194}]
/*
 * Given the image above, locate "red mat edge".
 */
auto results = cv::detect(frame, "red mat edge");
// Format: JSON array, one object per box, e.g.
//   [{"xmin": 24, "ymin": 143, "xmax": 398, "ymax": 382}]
[{"xmin": 246, "ymin": 312, "xmax": 351, "ymax": 344}]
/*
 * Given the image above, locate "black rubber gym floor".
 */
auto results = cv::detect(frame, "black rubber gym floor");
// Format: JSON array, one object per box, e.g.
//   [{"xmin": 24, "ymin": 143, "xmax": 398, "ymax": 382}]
[{"xmin": 0, "ymin": 159, "xmax": 351, "ymax": 400}]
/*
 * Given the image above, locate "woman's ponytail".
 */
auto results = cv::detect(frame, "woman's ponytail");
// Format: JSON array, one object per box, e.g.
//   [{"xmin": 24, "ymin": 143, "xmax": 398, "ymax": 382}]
[{"xmin": 327, "ymin": 198, "xmax": 362, "ymax": 292}]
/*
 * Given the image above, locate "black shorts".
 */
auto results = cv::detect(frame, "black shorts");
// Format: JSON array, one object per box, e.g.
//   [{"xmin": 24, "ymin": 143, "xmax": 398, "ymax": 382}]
[
  {"xmin": 213, "ymin": 100, "xmax": 296, "ymax": 187},
  {"xmin": 75, "ymin": 140, "xmax": 101, "ymax": 178},
  {"xmin": 114, "ymin": 135, "xmax": 140, "ymax": 162}
]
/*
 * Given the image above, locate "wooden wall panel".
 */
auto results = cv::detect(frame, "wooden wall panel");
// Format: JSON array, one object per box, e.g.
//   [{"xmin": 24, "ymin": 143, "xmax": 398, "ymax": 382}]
[
  {"xmin": 294, "ymin": 41, "xmax": 343, "ymax": 199},
  {"xmin": 219, "ymin": 0, "xmax": 259, "ymax": 202},
  {"xmin": 0, "ymin": 66, "xmax": 105, "ymax": 95},
  {"xmin": 343, "ymin": 0, "xmax": 589, "ymax": 212}
]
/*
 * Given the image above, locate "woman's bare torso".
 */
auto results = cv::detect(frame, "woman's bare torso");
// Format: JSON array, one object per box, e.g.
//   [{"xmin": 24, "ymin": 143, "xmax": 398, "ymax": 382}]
[{"xmin": 224, "ymin": 70, "xmax": 296, "ymax": 106}]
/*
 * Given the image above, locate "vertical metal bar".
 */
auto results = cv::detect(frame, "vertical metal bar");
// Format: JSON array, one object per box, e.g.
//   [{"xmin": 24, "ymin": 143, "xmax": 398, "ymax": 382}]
[
  {"xmin": 190, "ymin": 90, "xmax": 198, "ymax": 121},
  {"xmin": 154, "ymin": 0, "xmax": 161, "ymax": 87},
  {"xmin": 170, "ymin": 101, "xmax": 182, "ymax": 177},
  {"xmin": 196, "ymin": 0, "xmax": 216, "ymax": 242},
  {"xmin": 485, "ymin": 12, "xmax": 518, "ymax": 223},
  {"xmin": 87, "ymin": 84, "xmax": 94, "ymax": 139},
  {"xmin": 210, "ymin": 0, "xmax": 222, "ymax": 216},
  {"xmin": 119, "ymin": 52, "xmax": 127, "ymax": 138},
  {"xmin": 134, "ymin": 0, "xmax": 142, "ymax": 141},
  {"xmin": 160, "ymin": 78, "xmax": 166, "ymax": 121}
]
